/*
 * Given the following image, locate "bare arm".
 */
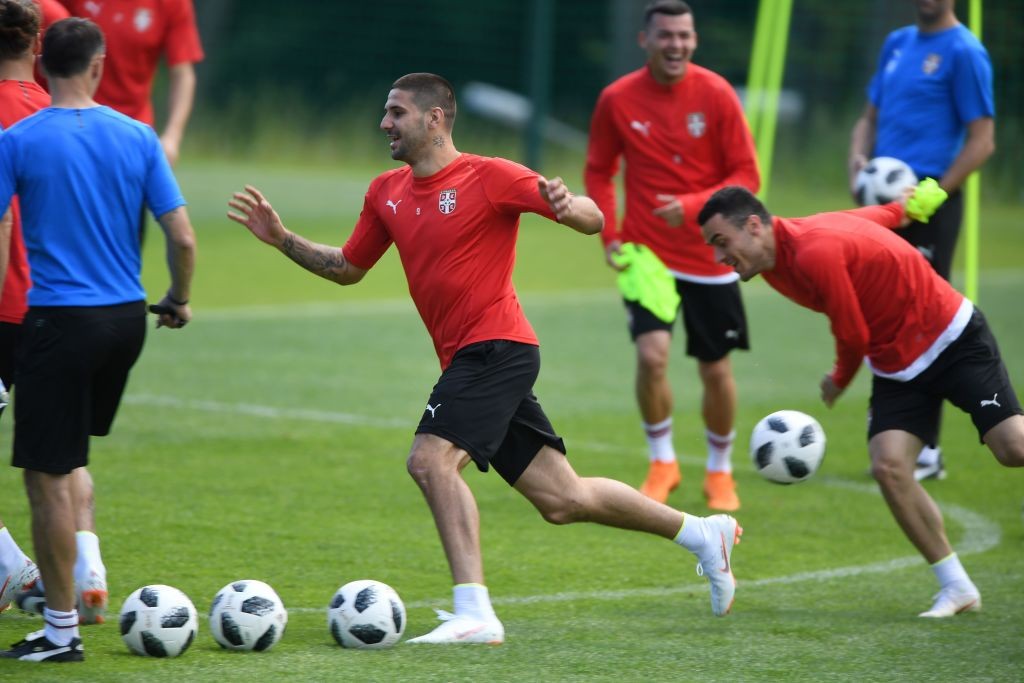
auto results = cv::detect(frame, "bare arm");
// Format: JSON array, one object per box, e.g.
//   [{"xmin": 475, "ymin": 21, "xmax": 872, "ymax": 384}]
[
  {"xmin": 160, "ymin": 63, "xmax": 197, "ymax": 166},
  {"xmin": 537, "ymin": 176, "xmax": 603, "ymax": 235},
  {"xmin": 154, "ymin": 205, "xmax": 197, "ymax": 328},
  {"xmin": 0, "ymin": 208, "xmax": 11, "ymax": 291},
  {"xmin": 227, "ymin": 185, "xmax": 367, "ymax": 286},
  {"xmin": 938, "ymin": 117, "xmax": 994, "ymax": 193},
  {"xmin": 848, "ymin": 102, "xmax": 877, "ymax": 195}
]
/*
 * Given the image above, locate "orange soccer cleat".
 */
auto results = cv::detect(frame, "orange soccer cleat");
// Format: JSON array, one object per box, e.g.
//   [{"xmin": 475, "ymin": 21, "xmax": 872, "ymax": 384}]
[
  {"xmin": 639, "ymin": 461, "xmax": 682, "ymax": 503},
  {"xmin": 703, "ymin": 471, "xmax": 740, "ymax": 511}
]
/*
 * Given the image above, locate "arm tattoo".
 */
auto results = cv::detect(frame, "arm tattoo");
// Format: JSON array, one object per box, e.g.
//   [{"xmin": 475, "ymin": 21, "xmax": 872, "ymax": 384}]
[{"xmin": 281, "ymin": 232, "xmax": 349, "ymax": 283}]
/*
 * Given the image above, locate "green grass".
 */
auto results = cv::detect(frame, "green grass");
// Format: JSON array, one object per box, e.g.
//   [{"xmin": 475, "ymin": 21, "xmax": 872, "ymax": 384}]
[{"xmin": 0, "ymin": 158, "xmax": 1021, "ymax": 681}]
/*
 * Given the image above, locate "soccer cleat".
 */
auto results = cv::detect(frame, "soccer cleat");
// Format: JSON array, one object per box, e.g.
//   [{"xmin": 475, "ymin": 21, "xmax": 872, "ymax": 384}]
[
  {"xmin": 694, "ymin": 514, "xmax": 742, "ymax": 616},
  {"xmin": 703, "ymin": 471, "xmax": 740, "ymax": 511},
  {"xmin": 406, "ymin": 609, "xmax": 504, "ymax": 645},
  {"xmin": 919, "ymin": 582, "xmax": 981, "ymax": 618},
  {"xmin": 0, "ymin": 630, "xmax": 84, "ymax": 662},
  {"xmin": 914, "ymin": 453, "xmax": 947, "ymax": 482},
  {"xmin": 76, "ymin": 571, "xmax": 108, "ymax": 625},
  {"xmin": 1, "ymin": 559, "xmax": 39, "ymax": 615},
  {"xmin": 639, "ymin": 460, "xmax": 681, "ymax": 503},
  {"xmin": 14, "ymin": 579, "xmax": 44, "ymax": 616}
]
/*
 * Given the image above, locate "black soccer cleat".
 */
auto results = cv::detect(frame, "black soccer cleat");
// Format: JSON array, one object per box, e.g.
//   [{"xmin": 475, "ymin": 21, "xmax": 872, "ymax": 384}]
[{"xmin": 0, "ymin": 630, "xmax": 84, "ymax": 662}]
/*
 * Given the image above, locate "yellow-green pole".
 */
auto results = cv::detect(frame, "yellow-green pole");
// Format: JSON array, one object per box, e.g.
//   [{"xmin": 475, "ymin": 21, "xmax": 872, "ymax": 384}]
[
  {"xmin": 755, "ymin": 0, "xmax": 793, "ymax": 200},
  {"xmin": 963, "ymin": 0, "xmax": 983, "ymax": 301},
  {"xmin": 744, "ymin": 0, "xmax": 776, "ymax": 143}
]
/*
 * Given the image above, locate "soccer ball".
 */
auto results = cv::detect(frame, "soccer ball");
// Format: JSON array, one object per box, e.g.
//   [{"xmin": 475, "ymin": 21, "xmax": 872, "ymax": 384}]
[
  {"xmin": 750, "ymin": 410, "xmax": 826, "ymax": 484},
  {"xmin": 119, "ymin": 585, "xmax": 198, "ymax": 658},
  {"xmin": 854, "ymin": 156, "xmax": 918, "ymax": 205},
  {"xmin": 327, "ymin": 579, "xmax": 406, "ymax": 649},
  {"xmin": 209, "ymin": 579, "xmax": 288, "ymax": 652}
]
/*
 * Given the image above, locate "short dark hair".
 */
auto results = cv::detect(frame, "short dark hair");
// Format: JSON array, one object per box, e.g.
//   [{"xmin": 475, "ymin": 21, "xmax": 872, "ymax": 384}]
[
  {"xmin": 0, "ymin": 0, "xmax": 40, "ymax": 61},
  {"xmin": 697, "ymin": 186, "xmax": 772, "ymax": 229},
  {"xmin": 644, "ymin": 0, "xmax": 693, "ymax": 28},
  {"xmin": 41, "ymin": 17, "xmax": 104, "ymax": 78},
  {"xmin": 391, "ymin": 73, "xmax": 457, "ymax": 129}
]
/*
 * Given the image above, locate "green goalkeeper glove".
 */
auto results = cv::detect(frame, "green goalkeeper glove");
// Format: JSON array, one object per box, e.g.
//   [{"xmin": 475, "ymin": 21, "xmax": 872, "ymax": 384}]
[
  {"xmin": 610, "ymin": 243, "xmax": 680, "ymax": 324},
  {"xmin": 905, "ymin": 178, "xmax": 949, "ymax": 224}
]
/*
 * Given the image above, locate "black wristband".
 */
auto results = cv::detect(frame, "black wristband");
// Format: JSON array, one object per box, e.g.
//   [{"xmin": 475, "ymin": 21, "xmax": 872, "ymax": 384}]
[{"xmin": 167, "ymin": 292, "xmax": 189, "ymax": 306}]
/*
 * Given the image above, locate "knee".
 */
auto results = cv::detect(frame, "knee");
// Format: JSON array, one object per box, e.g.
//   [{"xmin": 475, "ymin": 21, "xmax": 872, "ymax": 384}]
[
  {"xmin": 869, "ymin": 452, "xmax": 912, "ymax": 487},
  {"xmin": 406, "ymin": 450, "xmax": 436, "ymax": 489},
  {"xmin": 534, "ymin": 489, "xmax": 588, "ymax": 526},
  {"xmin": 992, "ymin": 442, "xmax": 1024, "ymax": 467},
  {"xmin": 698, "ymin": 358, "xmax": 733, "ymax": 388},
  {"xmin": 637, "ymin": 344, "xmax": 669, "ymax": 378}
]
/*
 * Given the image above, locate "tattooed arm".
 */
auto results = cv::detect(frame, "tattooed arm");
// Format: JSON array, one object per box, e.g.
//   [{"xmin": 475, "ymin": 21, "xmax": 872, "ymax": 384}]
[{"xmin": 228, "ymin": 185, "xmax": 367, "ymax": 285}]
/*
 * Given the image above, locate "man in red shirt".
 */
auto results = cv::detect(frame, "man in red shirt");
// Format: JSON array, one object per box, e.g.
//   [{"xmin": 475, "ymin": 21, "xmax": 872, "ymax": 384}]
[
  {"xmin": 585, "ymin": 0, "xmax": 760, "ymax": 510},
  {"xmin": 229, "ymin": 73, "xmax": 745, "ymax": 643},
  {"xmin": 0, "ymin": 0, "xmax": 108, "ymax": 628},
  {"xmin": 698, "ymin": 185, "xmax": 1024, "ymax": 617},
  {"xmin": 59, "ymin": 0, "xmax": 203, "ymax": 165}
]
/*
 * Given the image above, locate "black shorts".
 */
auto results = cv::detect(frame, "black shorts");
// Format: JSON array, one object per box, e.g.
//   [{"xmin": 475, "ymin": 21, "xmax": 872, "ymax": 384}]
[
  {"xmin": 415, "ymin": 340, "xmax": 566, "ymax": 486},
  {"xmin": 897, "ymin": 189, "xmax": 962, "ymax": 281},
  {"xmin": 0, "ymin": 320, "xmax": 23, "ymax": 390},
  {"xmin": 868, "ymin": 309, "xmax": 1022, "ymax": 444},
  {"xmin": 625, "ymin": 279, "xmax": 749, "ymax": 362},
  {"xmin": 12, "ymin": 302, "xmax": 147, "ymax": 474}
]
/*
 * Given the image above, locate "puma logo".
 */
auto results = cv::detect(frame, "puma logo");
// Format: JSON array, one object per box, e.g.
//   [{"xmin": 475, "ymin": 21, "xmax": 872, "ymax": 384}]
[
  {"xmin": 630, "ymin": 120, "xmax": 651, "ymax": 137},
  {"xmin": 425, "ymin": 403, "xmax": 441, "ymax": 418},
  {"xmin": 386, "ymin": 199, "xmax": 402, "ymax": 215},
  {"xmin": 980, "ymin": 393, "xmax": 1001, "ymax": 408}
]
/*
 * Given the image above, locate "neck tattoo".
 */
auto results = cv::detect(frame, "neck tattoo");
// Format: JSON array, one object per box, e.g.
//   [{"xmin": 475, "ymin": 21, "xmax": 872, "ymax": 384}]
[{"xmin": 432, "ymin": 136, "xmax": 445, "ymax": 148}]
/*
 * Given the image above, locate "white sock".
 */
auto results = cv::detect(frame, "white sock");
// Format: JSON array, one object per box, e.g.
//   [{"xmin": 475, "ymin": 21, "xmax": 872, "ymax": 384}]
[
  {"xmin": 0, "ymin": 526, "xmax": 30, "ymax": 575},
  {"xmin": 917, "ymin": 445, "xmax": 941, "ymax": 467},
  {"xmin": 74, "ymin": 531, "xmax": 105, "ymax": 584},
  {"xmin": 705, "ymin": 429, "xmax": 736, "ymax": 473},
  {"xmin": 453, "ymin": 583, "xmax": 496, "ymax": 622},
  {"xmin": 672, "ymin": 513, "xmax": 709, "ymax": 552},
  {"xmin": 931, "ymin": 553, "xmax": 971, "ymax": 588},
  {"xmin": 43, "ymin": 607, "xmax": 80, "ymax": 647},
  {"xmin": 644, "ymin": 418, "xmax": 676, "ymax": 463}
]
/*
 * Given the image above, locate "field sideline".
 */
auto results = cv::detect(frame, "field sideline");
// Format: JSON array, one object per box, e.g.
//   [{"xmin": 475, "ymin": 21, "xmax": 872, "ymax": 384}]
[{"xmin": 0, "ymin": 160, "xmax": 1021, "ymax": 681}]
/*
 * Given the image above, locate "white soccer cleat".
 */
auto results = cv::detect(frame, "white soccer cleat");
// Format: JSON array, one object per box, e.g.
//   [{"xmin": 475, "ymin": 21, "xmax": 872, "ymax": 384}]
[
  {"xmin": 406, "ymin": 609, "xmax": 504, "ymax": 645},
  {"xmin": 0, "ymin": 559, "xmax": 39, "ymax": 614},
  {"xmin": 919, "ymin": 582, "xmax": 981, "ymax": 618},
  {"xmin": 694, "ymin": 514, "xmax": 742, "ymax": 616},
  {"xmin": 76, "ymin": 570, "xmax": 108, "ymax": 625}
]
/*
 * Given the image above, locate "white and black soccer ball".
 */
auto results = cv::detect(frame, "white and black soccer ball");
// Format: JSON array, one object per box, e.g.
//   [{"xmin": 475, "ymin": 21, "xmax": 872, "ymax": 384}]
[
  {"xmin": 750, "ymin": 410, "xmax": 826, "ymax": 484},
  {"xmin": 209, "ymin": 579, "xmax": 288, "ymax": 652},
  {"xmin": 119, "ymin": 584, "xmax": 198, "ymax": 658},
  {"xmin": 854, "ymin": 156, "xmax": 918, "ymax": 205},
  {"xmin": 327, "ymin": 579, "xmax": 405, "ymax": 649}
]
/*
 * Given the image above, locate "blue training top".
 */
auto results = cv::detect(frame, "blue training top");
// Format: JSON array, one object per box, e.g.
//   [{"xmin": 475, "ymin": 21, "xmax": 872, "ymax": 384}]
[
  {"xmin": 867, "ymin": 23, "xmax": 994, "ymax": 180},
  {"xmin": 0, "ymin": 106, "xmax": 185, "ymax": 307}
]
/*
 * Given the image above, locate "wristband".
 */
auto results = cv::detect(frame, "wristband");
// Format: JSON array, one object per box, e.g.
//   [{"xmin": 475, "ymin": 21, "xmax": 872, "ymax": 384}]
[{"xmin": 167, "ymin": 292, "xmax": 189, "ymax": 306}]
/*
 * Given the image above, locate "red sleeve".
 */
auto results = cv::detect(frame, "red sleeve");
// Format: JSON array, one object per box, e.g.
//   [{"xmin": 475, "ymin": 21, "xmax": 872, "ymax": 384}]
[
  {"xmin": 839, "ymin": 202, "xmax": 906, "ymax": 230},
  {"xmin": 38, "ymin": 0, "xmax": 70, "ymax": 26},
  {"xmin": 341, "ymin": 184, "xmax": 392, "ymax": 270},
  {"xmin": 583, "ymin": 89, "xmax": 623, "ymax": 247},
  {"xmin": 477, "ymin": 157, "xmax": 556, "ymax": 220},
  {"xmin": 164, "ymin": 0, "xmax": 204, "ymax": 66},
  {"xmin": 794, "ymin": 242, "xmax": 869, "ymax": 389},
  {"xmin": 679, "ymin": 83, "xmax": 760, "ymax": 222}
]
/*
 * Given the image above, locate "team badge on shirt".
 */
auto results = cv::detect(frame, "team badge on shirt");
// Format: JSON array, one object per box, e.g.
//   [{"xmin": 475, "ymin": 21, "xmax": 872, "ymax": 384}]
[
  {"xmin": 686, "ymin": 112, "xmax": 706, "ymax": 138},
  {"xmin": 134, "ymin": 8, "xmax": 153, "ymax": 32},
  {"xmin": 438, "ymin": 189, "xmax": 457, "ymax": 215},
  {"xmin": 922, "ymin": 53, "xmax": 942, "ymax": 75}
]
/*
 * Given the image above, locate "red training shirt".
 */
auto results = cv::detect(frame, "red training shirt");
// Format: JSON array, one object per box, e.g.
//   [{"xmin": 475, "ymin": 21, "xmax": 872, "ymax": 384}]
[
  {"xmin": 586, "ymin": 65, "xmax": 760, "ymax": 279},
  {"xmin": 60, "ymin": 0, "xmax": 203, "ymax": 125},
  {"xmin": 761, "ymin": 203, "xmax": 969, "ymax": 389},
  {"xmin": 0, "ymin": 80, "xmax": 50, "ymax": 324},
  {"xmin": 343, "ymin": 154, "xmax": 558, "ymax": 369},
  {"xmin": 33, "ymin": 0, "xmax": 71, "ymax": 89}
]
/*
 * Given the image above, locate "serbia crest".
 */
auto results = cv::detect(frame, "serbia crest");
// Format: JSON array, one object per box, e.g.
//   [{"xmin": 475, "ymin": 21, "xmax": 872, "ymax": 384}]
[
  {"xmin": 438, "ymin": 189, "xmax": 457, "ymax": 215},
  {"xmin": 686, "ymin": 112, "xmax": 706, "ymax": 138}
]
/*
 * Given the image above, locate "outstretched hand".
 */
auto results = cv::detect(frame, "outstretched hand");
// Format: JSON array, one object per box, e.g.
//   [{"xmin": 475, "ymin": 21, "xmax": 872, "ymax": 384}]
[{"xmin": 228, "ymin": 185, "xmax": 287, "ymax": 247}]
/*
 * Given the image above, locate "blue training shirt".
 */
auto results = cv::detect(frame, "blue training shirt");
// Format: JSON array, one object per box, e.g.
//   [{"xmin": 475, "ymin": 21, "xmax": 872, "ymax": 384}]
[
  {"xmin": 0, "ymin": 106, "xmax": 185, "ymax": 307},
  {"xmin": 867, "ymin": 23, "xmax": 994, "ymax": 180}
]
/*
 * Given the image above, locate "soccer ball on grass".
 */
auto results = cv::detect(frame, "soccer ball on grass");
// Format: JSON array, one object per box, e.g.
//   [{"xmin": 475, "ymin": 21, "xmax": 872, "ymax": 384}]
[
  {"xmin": 854, "ymin": 156, "xmax": 918, "ymax": 205},
  {"xmin": 209, "ymin": 579, "xmax": 288, "ymax": 652},
  {"xmin": 119, "ymin": 584, "xmax": 198, "ymax": 657},
  {"xmin": 750, "ymin": 410, "xmax": 826, "ymax": 484},
  {"xmin": 327, "ymin": 579, "xmax": 405, "ymax": 649}
]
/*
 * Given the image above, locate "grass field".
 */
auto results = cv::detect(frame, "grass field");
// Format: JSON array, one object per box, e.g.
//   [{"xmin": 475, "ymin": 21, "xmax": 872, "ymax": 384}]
[{"xmin": 0, "ymin": 158, "xmax": 1021, "ymax": 682}]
